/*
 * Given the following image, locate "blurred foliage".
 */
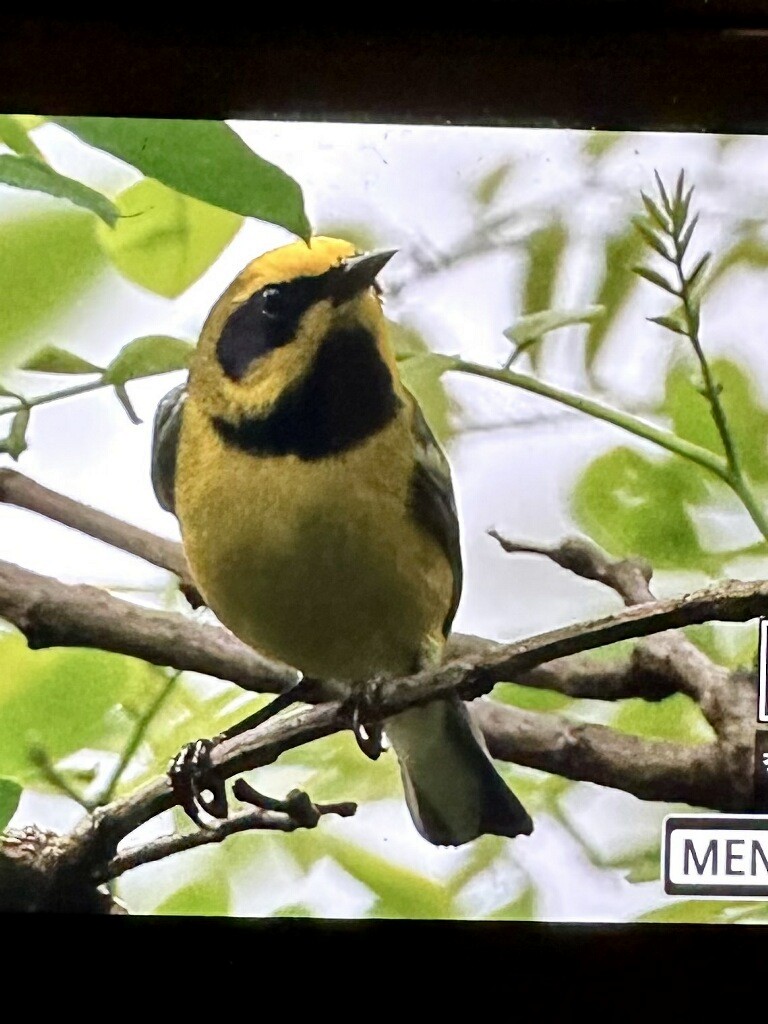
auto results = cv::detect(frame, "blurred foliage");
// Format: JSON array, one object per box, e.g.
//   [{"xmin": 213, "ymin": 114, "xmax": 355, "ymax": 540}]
[
  {"xmin": 97, "ymin": 178, "xmax": 242, "ymax": 298},
  {"xmin": 585, "ymin": 227, "xmax": 647, "ymax": 372},
  {"xmin": 0, "ymin": 778, "xmax": 21, "ymax": 830},
  {"xmin": 520, "ymin": 222, "xmax": 568, "ymax": 371},
  {"xmin": 0, "ymin": 635, "xmax": 162, "ymax": 785},
  {"xmin": 154, "ymin": 870, "xmax": 231, "ymax": 916},
  {"xmin": 0, "ymin": 209, "xmax": 105, "ymax": 371},
  {"xmin": 572, "ymin": 446, "xmax": 714, "ymax": 571}
]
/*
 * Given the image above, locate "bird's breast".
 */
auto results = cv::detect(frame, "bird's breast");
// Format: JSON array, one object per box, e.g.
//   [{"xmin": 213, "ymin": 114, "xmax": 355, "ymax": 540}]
[{"xmin": 175, "ymin": 400, "xmax": 453, "ymax": 680}]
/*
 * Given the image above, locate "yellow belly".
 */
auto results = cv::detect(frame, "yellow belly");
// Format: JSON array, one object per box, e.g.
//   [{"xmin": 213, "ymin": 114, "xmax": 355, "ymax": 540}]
[{"xmin": 175, "ymin": 400, "xmax": 453, "ymax": 681}]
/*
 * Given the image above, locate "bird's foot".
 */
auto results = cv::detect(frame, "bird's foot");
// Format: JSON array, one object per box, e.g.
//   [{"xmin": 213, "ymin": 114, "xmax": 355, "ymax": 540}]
[
  {"xmin": 348, "ymin": 679, "xmax": 387, "ymax": 761},
  {"xmin": 168, "ymin": 737, "xmax": 229, "ymax": 828}
]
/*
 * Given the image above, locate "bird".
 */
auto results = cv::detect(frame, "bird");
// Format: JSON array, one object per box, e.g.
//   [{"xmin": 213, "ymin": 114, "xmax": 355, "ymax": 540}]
[{"xmin": 151, "ymin": 235, "xmax": 533, "ymax": 846}]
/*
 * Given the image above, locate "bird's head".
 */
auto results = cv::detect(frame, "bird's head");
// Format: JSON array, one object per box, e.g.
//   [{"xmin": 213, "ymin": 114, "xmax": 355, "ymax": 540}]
[{"xmin": 190, "ymin": 236, "xmax": 398, "ymax": 418}]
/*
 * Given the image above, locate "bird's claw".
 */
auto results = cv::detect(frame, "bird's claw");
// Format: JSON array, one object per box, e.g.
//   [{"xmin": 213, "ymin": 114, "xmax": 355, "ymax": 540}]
[
  {"xmin": 351, "ymin": 690, "xmax": 384, "ymax": 761},
  {"xmin": 169, "ymin": 737, "xmax": 229, "ymax": 828}
]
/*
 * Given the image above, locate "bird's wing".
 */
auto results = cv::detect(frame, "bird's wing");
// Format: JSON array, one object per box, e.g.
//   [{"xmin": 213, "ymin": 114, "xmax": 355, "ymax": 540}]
[
  {"xmin": 151, "ymin": 383, "xmax": 186, "ymax": 515},
  {"xmin": 407, "ymin": 392, "xmax": 463, "ymax": 637}
]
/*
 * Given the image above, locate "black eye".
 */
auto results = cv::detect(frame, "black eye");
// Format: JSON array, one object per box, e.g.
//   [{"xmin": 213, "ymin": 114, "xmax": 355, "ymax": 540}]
[{"xmin": 262, "ymin": 286, "xmax": 285, "ymax": 318}]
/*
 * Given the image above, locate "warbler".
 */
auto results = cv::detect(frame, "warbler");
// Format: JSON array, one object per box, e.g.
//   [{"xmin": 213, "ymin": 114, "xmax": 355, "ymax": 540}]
[{"xmin": 152, "ymin": 236, "xmax": 532, "ymax": 846}]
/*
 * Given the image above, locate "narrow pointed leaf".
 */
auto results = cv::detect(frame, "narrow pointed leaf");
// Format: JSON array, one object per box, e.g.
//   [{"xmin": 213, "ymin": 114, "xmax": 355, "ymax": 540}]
[
  {"xmin": 22, "ymin": 346, "xmax": 103, "ymax": 375},
  {"xmin": 632, "ymin": 265, "xmax": 678, "ymax": 295},
  {"xmin": 654, "ymin": 170, "xmax": 672, "ymax": 213},
  {"xmin": 648, "ymin": 314, "xmax": 688, "ymax": 336},
  {"xmin": 0, "ymin": 115, "xmax": 43, "ymax": 159},
  {"xmin": 641, "ymin": 192, "xmax": 670, "ymax": 231},
  {"xmin": 0, "ymin": 154, "xmax": 118, "ymax": 226},
  {"xmin": 633, "ymin": 217, "xmax": 672, "ymax": 260},
  {"xmin": 688, "ymin": 252, "xmax": 711, "ymax": 292},
  {"xmin": 678, "ymin": 213, "xmax": 700, "ymax": 258},
  {"xmin": 113, "ymin": 384, "xmax": 142, "ymax": 425}
]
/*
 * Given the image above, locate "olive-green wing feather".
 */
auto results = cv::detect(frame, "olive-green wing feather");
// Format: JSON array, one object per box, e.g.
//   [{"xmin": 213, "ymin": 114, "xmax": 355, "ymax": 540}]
[
  {"xmin": 151, "ymin": 383, "xmax": 186, "ymax": 515},
  {"xmin": 407, "ymin": 394, "xmax": 463, "ymax": 636}
]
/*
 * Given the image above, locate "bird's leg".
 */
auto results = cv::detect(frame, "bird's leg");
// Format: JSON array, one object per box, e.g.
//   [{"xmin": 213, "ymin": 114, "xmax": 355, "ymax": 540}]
[
  {"xmin": 169, "ymin": 679, "xmax": 310, "ymax": 828},
  {"xmin": 349, "ymin": 677, "xmax": 387, "ymax": 761}
]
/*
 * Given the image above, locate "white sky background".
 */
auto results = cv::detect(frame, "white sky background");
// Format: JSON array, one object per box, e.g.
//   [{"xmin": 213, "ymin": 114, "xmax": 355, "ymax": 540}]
[{"xmin": 3, "ymin": 121, "xmax": 768, "ymax": 920}]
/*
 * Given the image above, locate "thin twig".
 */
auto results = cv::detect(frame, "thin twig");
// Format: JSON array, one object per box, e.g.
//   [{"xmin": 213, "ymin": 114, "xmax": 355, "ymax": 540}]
[{"xmin": 105, "ymin": 797, "xmax": 356, "ymax": 881}]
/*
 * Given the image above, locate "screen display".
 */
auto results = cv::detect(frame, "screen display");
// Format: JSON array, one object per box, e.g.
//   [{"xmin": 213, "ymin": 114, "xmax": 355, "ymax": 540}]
[{"xmin": 0, "ymin": 116, "xmax": 765, "ymax": 924}]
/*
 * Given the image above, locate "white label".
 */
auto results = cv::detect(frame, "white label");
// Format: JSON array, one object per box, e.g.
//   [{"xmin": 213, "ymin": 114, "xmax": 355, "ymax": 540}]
[
  {"xmin": 663, "ymin": 815, "xmax": 768, "ymax": 897},
  {"xmin": 668, "ymin": 829, "xmax": 768, "ymax": 885}
]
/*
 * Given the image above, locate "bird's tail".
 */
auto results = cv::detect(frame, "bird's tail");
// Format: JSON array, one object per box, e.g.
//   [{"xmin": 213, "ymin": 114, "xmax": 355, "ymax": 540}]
[{"xmin": 383, "ymin": 695, "xmax": 533, "ymax": 846}]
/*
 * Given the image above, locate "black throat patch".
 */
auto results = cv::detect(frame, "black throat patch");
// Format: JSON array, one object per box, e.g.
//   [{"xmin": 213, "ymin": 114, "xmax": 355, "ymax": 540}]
[{"xmin": 213, "ymin": 326, "xmax": 401, "ymax": 461}]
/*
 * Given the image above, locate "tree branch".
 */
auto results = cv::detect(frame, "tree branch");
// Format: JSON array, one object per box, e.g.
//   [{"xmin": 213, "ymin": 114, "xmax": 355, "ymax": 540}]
[
  {"xmin": 475, "ymin": 701, "xmax": 742, "ymax": 809},
  {"xmin": 105, "ymin": 792, "xmax": 357, "ymax": 881},
  {"xmin": 2, "ymin": 555, "xmax": 766, "ymax": 710},
  {"xmin": 0, "ymin": 558, "xmax": 298, "ymax": 694},
  {"xmin": 487, "ymin": 531, "xmax": 742, "ymax": 735},
  {"xmin": 0, "ymin": 468, "xmax": 202, "ymax": 604}
]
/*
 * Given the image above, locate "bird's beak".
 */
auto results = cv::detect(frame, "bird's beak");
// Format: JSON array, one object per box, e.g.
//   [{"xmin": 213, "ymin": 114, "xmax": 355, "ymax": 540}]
[{"xmin": 328, "ymin": 249, "xmax": 398, "ymax": 304}]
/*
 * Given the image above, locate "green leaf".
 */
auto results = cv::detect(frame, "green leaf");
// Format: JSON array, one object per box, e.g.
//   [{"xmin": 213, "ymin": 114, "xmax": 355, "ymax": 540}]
[
  {"xmin": 520, "ymin": 221, "xmax": 569, "ymax": 371},
  {"xmin": 0, "ymin": 116, "xmax": 43, "ymax": 159},
  {"xmin": 571, "ymin": 446, "xmax": 716, "ymax": 571},
  {"xmin": 104, "ymin": 335, "xmax": 195, "ymax": 386},
  {"xmin": 614, "ymin": 692, "xmax": 714, "ymax": 744},
  {"xmin": 648, "ymin": 312, "xmax": 688, "ymax": 336},
  {"xmin": 671, "ymin": 171, "xmax": 688, "ymax": 232},
  {"xmin": 0, "ymin": 408, "xmax": 29, "ymax": 460},
  {"xmin": 55, "ymin": 117, "xmax": 310, "ymax": 239},
  {"xmin": 22, "ymin": 346, "xmax": 102, "ymax": 374},
  {"xmin": 654, "ymin": 170, "xmax": 672, "ymax": 214},
  {"xmin": 687, "ymin": 252, "xmax": 711, "ymax": 294},
  {"xmin": 650, "ymin": 314, "xmax": 687, "ymax": 335},
  {"xmin": 154, "ymin": 871, "xmax": 231, "ymax": 916},
  {"xmin": 489, "ymin": 886, "xmax": 537, "ymax": 921},
  {"xmin": 632, "ymin": 265, "xmax": 678, "ymax": 295},
  {"xmin": 289, "ymin": 830, "xmax": 455, "ymax": 919},
  {"xmin": 638, "ymin": 899, "xmax": 733, "ymax": 924},
  {"xmin": 0, "ymin": 635, "xmax": 163, "ymax": 783},
  {"xmin": 582, "ymin": 132, "xmax": 622, "ymax": 160},
  {"xmin": 664, "ymin": 359, "xmax": 768, "ymax": 484},
  {"xmin": 394, "ymin": 336, "xmax": 459, "ymax": 443},
  {"xmin": 586, "ymin": 227, "xmax": 646, "ymax": 371},
  {"xmin": 504, "ymin": 305, "xmax": 604, "ymax": 348},
  {"xmin": 0, "ymin": 155, "xmax": 118, "ymax": 226},
  {"xmin": 641, "ymin": 192, "xmax": 670, "ymax": 232},
  {"xmin": 678, "ymin": 213, "xmax": 700, "ymax": 259},
  {"xmin": 112, "ymin": 384, "xmax": 142, "ymax": 425},
  {"xmin": 0, "ymin": 209, "xmax": 106, "ymax": 372},
  {"xmin": 473, "ymin": 163, "xmax": 512, "ymax": 206},
  {"xmin": 633, "ymin": 217, "xmax": 672, "ymax": 260},
  {"xmin": 708, "ymin": 234, "xmax": 768, "ymax": 289},
  {"xmin": 494, "ymin": 682, "xmax": 571, "ymax": 713},
  {"xmin": 623, "ymin": 849, "xmax": 662, "ymax": 883},
  {"xmin": 0, "ymin": 777, "xmax": 21, "ymax": 830},
  {"xmin": 98, "ymin": 177, "xmax": 241, "ymax": 297}
]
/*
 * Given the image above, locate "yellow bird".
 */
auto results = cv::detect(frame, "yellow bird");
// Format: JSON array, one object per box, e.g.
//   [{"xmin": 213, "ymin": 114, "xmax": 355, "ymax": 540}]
[{"xmin": 152, "ymin": 236, "xmax": 532, "ymax": 846}]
